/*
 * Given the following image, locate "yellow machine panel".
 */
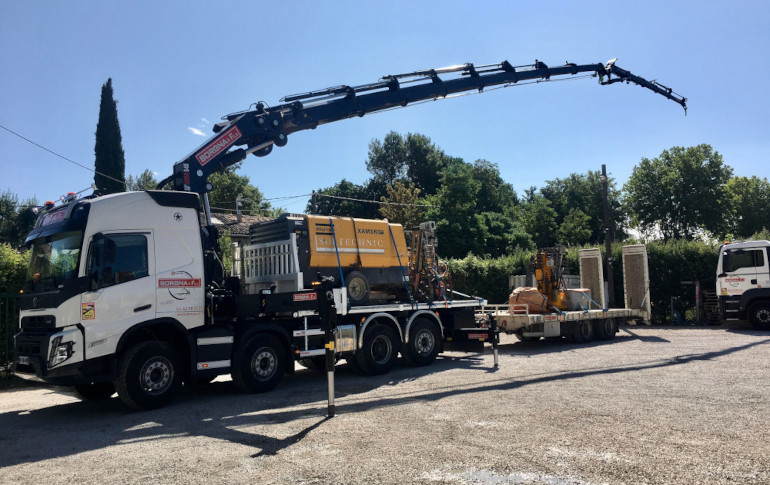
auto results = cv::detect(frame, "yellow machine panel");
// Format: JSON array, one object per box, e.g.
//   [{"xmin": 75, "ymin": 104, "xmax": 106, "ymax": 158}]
[{"xmin": 306, "ymin": 215, "xmax": 408, "ymax": 270}]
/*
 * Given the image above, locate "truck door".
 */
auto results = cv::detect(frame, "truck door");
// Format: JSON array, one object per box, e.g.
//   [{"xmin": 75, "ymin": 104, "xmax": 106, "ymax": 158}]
[
  {"xmin": 81, "ymin": 232, "xmax": 156, "ymax": 360},
  {"xmin": 718, "ymin": 247, "xmax": 765, "ymax": 297}
]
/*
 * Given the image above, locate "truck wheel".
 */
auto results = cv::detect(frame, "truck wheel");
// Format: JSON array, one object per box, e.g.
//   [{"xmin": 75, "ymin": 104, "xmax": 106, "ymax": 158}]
[
  {"xmin": 402, "ymin": 318, "xmax": 440, "ymax": 366},
  {"xmin": 595, "ymin": 318, "xmax": 617, "ymax": 340},
  {"xmin": 572, "ymin": 320, "xmax": 595, "ymax": 343},
  {"xmin": 748, "ymin": 302, "xmax": 770, "ymax": 330},
  {"xmin": 355, "ymin": 323, "xmax": 398, "ymax": 375},
  {"xmin": 74, "ymin": 382, "xmax": 116, "ymax": 401},
  {"xmin": 299, "ymin": 355, "xmax": 338, "ymax": 371},
  {"xmin": 115, "ymin": 341, "xmax": 183, "ymax": 410},
  {"xmin": 232, "ymin": 334, "xmax": 285, "ymax": 393},
  {"xmin": 346, "ymin": 271, "xmax": 370, "ymax": 306}
]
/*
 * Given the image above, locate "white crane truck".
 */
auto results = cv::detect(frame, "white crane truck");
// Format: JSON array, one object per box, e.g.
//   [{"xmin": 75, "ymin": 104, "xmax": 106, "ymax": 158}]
[{"xmin": 13, "ymin": 58, "xmax": 685, "ymax": 409}]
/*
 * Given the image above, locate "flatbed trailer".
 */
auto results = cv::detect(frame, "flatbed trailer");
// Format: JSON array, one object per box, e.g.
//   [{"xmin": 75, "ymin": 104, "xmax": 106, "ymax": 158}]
[{"xmin": 479, "ymin": 245, "xmax": 651, "ymax": 343}]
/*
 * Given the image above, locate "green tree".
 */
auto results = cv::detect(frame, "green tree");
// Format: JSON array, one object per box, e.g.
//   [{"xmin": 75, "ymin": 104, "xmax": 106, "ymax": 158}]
[
  {"xmin": 366, "ymin": 131, "xmax": 407, "ymax": 185},
  {"xmin": 470, "ymin": 159, "xmax": 518, "ymax": 213},
  {"xmin": 311, "ymin": 178, "xmax": 385, "ymax": 219},
  {"xmin": 0, "ymin": 190, "xmax": 37, "ymax": 247},
  {"xmin": 404, "ymin": 133, "xmax": 453, "ymax": 195},
  {"xmin": 624, "ymin": 145, "xmax": 733, "ymax": 240},
  {"xmin": 94, "ymin": 78, "xmax": 126, "ymax": 194},
  {"xmin": 379, "ymin": 181, "xmax": 424, "ymax": 228},
  {"xmin": 0, "ymin": 243, "xmax": 29, "ymax": 293},
  {"xmin": 724, "ymin": 176, "xmax": 770, "ymax": 238},
  {"xmin": 541, "ymin": 171, "xmax": 624, "ymax": 244},
  {"xmin": 557, "ymin": 208, "xmax": 592, "ymax": 246},
  {"xmin": 426, "ymin": 162, "xmax": 487, "ymax": 258},
  {"xmin": 520, "ymin": 195, "xmax": 558, "ymax": 248},
  {"xmin": 207, "ymin": 168, "xmax": 277, "ymax": 217},
  {"xmin": 126, "ymin": 169, "xmax": 159, "ymax": 191},
  {"xmin": 366, "ymin": 131, "xmax": 453, "ymax": 195}
]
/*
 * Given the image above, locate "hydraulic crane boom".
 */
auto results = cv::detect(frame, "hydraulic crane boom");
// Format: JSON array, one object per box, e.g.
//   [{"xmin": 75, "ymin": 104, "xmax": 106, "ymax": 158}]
[{"xmin": 160, "ymin": 58, "xmax": 686, "ymax": 194}]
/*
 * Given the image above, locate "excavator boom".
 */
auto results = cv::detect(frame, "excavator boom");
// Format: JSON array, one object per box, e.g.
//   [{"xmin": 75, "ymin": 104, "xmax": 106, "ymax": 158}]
[{"xmin": 161, "ymin": 58, "xmax": 686, "ymax": 194}]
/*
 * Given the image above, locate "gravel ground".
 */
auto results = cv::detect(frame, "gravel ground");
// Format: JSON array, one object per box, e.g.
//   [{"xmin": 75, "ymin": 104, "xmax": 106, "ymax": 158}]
[{"xmin": 1, "ymin": 323, "xmax": 769, "ymax": 485}]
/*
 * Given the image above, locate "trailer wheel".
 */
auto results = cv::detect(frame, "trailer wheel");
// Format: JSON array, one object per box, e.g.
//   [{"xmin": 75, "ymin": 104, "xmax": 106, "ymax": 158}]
[
  {"xmin": 115, "ymin": 341, "xmax": 183, "ymax": 410},
  {"xmin": 515, "ymin": 331, "xmax": 540, "ymax": 342},
  {"xmin": 232, "ymin": 334, "xmax": 286, "ymax": 393},
  {"xmin": 74, "ymin": 381, "xmax": 116, "ymax": 401},
  {"xmin": 595, "ymin": 318, "xmax": 617, "ymax": 340},
  {"xmin": 346, "ymin": 271, "xmax": 370, "ymax": 306},
  {"xmin": 748, "ymin": 301, "xmax": 770, "ymax": 330},
  {"xmin": 402, "ymin": 318, "xmax": 440, "ymax": 366},
  {"xmin": 572, "ymin": 320, "xmax": 595, "ymax": 343},
  {"xmin": 355, "ymin": 323, "xmax": 398, "ymax": 375}
]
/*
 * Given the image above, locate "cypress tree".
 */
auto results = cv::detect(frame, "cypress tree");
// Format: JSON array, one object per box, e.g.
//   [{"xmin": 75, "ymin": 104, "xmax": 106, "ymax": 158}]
[{"xmin": 94, "ymin": 78, "xmax": 126, "ymax": 194}]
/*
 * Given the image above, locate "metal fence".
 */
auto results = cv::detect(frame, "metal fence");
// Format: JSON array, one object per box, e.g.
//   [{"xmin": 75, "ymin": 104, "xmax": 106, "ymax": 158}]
[{"xmin": 0, "ymin": 293, "xmax": 19, "ymax": 378}]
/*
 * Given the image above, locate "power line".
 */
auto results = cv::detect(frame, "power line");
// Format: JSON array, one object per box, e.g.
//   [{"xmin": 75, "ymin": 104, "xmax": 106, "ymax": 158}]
[
  {"xmin": 0, "ymin": 123, "xmax": 125, "ymax": 186},
  {"xmin": 316, "ymin": 192, "xmax": 434, "ymax": 208}
]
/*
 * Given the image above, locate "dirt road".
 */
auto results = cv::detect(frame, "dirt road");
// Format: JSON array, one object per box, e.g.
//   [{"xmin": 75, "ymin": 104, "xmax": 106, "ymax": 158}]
[{"xmin": 1, "ymin": 324, "xmax": 768, "ymax": 484}]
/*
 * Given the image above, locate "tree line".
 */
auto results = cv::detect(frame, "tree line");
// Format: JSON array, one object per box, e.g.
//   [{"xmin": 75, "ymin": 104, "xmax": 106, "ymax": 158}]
[{"xmin": 311, "ymin": 131, "xmax": 770, "ymax": 258}]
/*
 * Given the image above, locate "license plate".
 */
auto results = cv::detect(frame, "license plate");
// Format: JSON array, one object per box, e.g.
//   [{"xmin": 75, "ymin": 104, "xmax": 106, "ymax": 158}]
[{"xmin": 17, "ymin": 356, "xmax": 30, "ymax": 365}]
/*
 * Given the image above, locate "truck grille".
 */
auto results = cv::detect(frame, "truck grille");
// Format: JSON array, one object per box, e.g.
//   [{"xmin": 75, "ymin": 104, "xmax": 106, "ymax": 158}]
[{"xmin": 21, "ymin": 315, "xmax": 56, "ymax": 329}]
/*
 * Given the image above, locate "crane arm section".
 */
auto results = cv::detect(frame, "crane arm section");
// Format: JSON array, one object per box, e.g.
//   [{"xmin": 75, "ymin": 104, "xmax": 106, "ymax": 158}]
[{"xmin": 161, "ymin": 58, "xmax": 686, "ymax": 193}]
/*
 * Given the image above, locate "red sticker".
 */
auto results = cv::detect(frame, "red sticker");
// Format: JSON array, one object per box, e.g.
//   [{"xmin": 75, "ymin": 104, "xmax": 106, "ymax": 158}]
[{"xmin": 195, "ymin": 126, "xmax": 242, "ymax": 166}]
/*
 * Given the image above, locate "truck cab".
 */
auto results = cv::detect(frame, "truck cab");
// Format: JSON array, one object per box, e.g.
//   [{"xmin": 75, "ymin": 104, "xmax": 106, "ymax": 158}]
[
  {"xmin": 716, "ymin": 240, "xmax": 770, "ymax": 329},
  {"xmin": 14, "ymin": 191, "xmax": 207, "ymax": 392}
]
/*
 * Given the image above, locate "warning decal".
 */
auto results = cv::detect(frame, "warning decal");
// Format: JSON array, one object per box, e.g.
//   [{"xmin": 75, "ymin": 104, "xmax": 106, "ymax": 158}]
[{"xmin": 82, "ymin": 303, "xmax": 95, "ymax": 320}]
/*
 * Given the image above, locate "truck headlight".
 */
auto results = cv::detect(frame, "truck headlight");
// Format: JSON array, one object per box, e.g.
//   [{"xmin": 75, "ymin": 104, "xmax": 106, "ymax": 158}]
[{"xmin": 48, "ymin": 336, "xmax": 74, "ymax": 367}]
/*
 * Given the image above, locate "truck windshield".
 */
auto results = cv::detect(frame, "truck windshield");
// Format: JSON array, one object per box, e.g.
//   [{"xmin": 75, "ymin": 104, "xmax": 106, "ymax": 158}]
[{"xmin": 26, "ymin": 231, "xmax": 83, "ymax": 290}]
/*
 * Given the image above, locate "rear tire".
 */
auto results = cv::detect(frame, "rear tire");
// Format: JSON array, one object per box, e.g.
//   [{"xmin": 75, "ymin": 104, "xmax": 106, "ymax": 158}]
[
  {"xmin": 354, "ymin": 323, "xmax": 398, "ymax": 375},
  {"xmin": 115, "ymin": 342, "xmax": 183, "ymax": 410},
  {"xmin": 572, "ymin": 320, "xmax": 595, "ymax": 343},
  {"xmin": 232, "ymin": 334, "xmax": 286, "ymax": 393},
  {"xmin": 748, "ymin": 302, "xmax": 770, "ymax": 330},
  {"xmin": 299, "ymin": 355, "xmax": 337, "ymax": 371},
  {"xmin": 74, "ymin": 382, "xmax": 116, "ymax": 401},
  {"xmin": 595, "ymin": 318, "xmax": 617, "ymax": 340},
  {"xmin": 402, "ymin": 318, "xmax": 440, "ymax": 366}
]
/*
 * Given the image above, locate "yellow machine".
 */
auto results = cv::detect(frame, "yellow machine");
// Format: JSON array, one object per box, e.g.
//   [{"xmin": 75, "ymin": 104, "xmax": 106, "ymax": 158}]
[
  {"xmin": 305, "ymin": 215, "xmax": 408, "ymax": 270},
  {"xmin": 531, "ymin": 246, "xmax": 569, "ymax": 310}
]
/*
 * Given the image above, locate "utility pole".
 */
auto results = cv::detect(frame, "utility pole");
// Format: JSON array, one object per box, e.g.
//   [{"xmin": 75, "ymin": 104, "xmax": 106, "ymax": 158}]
[{"xmin": 600, "ymin": 164, "xmax": 615, "ymax": 308}]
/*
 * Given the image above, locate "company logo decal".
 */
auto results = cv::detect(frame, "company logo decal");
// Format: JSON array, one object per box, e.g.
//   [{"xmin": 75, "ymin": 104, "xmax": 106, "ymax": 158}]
[
  {"xmin": 41, "ymin": 209, "xmax": 67, "ymax": 227},
  {"xmin": 82, "ymin": 303, "xmax": 95, "ymax": 320},
  {"xmin": 159, "ymin": 271, "xmax": 201, "ymax": 300},
  {"xmin": 195, "ymin": 126, "xmax": 242, "ymax": 166},
  {"xmin": 724, "ymin": 277, "xmax": 745, "ymax": 287},
  {"xmin": 293, "ymin": 292, "xmax": 318, "ymax": 302},
  {"xmin": 159, "ymin": 278, "xmax": 202, "ymax": 288}
]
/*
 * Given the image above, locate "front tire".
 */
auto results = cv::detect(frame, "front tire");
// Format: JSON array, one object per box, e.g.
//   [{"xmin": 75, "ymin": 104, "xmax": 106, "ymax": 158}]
[
  {"xmin": 748, "ymin": 302, "xmax": 770, "ymax": 330},
  {"xmin": 232, "ymin": 334, "xmax": 286, "ymax": 393},
  {"xmin": 115, "ymin": 342, "xmax": 183, "ymax": 410},
  {"xmin": 74, "ymin": 381, "xmax": 116, "ymax": 401}
]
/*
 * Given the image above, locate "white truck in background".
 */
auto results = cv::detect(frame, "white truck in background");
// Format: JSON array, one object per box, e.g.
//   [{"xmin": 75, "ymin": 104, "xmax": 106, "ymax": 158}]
[{"xmin": 716, "ymin": 240, "xmax": 770, "ymax": 329}]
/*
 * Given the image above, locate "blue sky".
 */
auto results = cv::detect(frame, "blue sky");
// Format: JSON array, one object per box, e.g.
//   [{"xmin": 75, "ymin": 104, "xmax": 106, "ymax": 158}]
[{"xmin": 1, "ymin": 1, "xmax": 768, "ymax": 213}]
